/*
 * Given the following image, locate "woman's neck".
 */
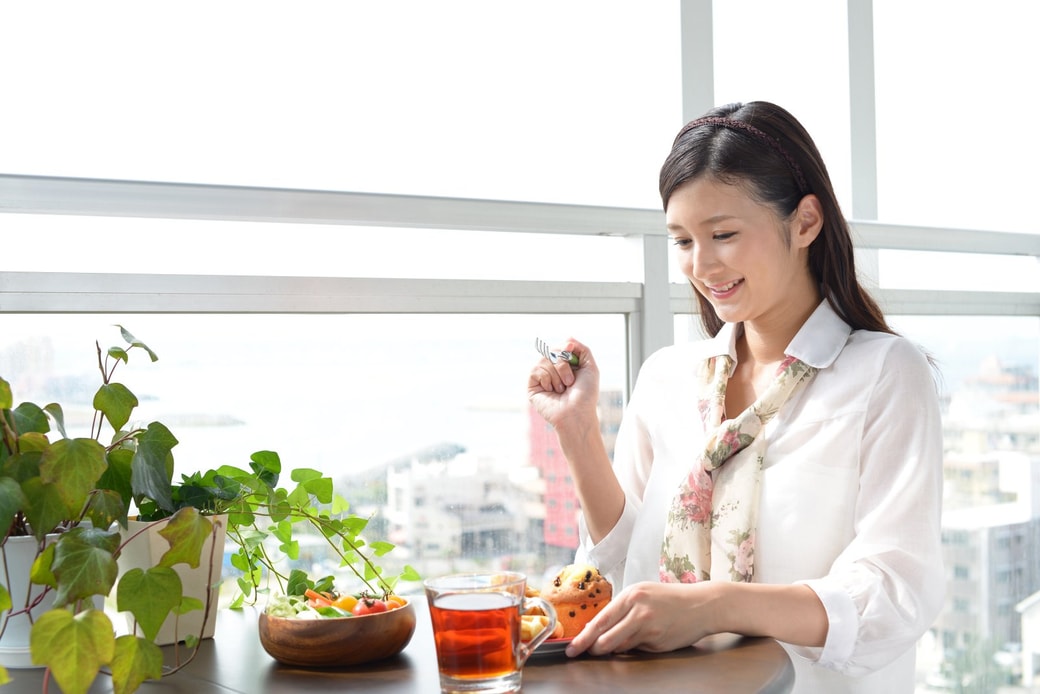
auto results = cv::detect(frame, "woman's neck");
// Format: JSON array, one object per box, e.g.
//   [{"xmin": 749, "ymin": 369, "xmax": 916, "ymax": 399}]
[{"xmin": 739, "ymin": 291, "xmax": 822, "ymax": 367}]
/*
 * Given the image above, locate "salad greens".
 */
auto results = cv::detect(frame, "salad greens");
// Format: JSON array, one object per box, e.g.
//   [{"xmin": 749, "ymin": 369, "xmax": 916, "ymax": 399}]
[
  {"xmin": 263, "ymin": 568, "xmax": 405, "ymax": 620},
  {"xmin": 265, "ymin": 594, "xmax": 348, "ymax": 620}
]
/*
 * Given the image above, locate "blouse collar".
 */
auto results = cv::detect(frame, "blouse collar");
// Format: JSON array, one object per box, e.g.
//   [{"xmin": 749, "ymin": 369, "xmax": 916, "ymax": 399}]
[{"xmin": 708, "ymin": 298, "xmax": 853, "ymax": 371}]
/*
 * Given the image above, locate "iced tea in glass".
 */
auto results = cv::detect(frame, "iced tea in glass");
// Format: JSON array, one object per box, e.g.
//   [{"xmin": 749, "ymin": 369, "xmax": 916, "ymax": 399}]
[{"xmin": 425, "ymin": 572, "xmax": 556, "ymax": 693}]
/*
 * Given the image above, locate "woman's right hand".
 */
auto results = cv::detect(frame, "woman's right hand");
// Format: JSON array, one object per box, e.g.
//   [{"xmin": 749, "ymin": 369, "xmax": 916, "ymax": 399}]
[
  {"xmin": 527, "ymin": 337, "xmax": 601, "ymax": 429},
  {"xmin": 529, "ymin": 337, "xmax": 624, "ymax": 544}
]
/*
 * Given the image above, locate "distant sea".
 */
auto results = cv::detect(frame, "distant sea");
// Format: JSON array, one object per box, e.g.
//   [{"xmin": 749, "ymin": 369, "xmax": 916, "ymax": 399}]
[
  {"xmin": 1, "ymin": 313, "xmax": 1035, "ymax": 483},
  {"xmin": 0, "ymin": 314, "xmax": 630, "ymax": 479}
]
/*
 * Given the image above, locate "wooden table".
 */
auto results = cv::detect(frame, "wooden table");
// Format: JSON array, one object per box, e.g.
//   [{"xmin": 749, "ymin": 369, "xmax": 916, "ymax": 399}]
[{"xmin": 10, "ymin": 600, "xmax": 794, "ymax": 693}]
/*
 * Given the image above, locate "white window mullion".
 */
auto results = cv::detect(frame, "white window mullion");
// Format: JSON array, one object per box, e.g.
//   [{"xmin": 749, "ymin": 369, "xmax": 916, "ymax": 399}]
[
  {"xmin": 847, "ymin": 0, "xmax": 879, "ymax": 223},
  {"xmin": 680, "ymin": 0, "xmax": 715, "ymax": 123}
]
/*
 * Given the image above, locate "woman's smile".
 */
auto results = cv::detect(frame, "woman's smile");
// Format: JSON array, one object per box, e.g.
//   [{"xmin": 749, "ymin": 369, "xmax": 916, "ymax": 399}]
[{"xmin": 705, "ymin": 278, "xmax": 744, "ymax": 299}]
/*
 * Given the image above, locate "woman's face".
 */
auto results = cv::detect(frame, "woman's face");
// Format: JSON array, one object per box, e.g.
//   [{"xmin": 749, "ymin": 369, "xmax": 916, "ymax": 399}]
[{"xmin": 665, "ymin": 177, "xmax": 815, "ymax": 328}]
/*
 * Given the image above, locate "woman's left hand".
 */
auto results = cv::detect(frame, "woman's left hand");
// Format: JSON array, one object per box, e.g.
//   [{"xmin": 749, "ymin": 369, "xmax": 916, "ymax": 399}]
[
  {"xmin": 565, "ymin": 581, "xmax": 720, "ymax": 657},
  {"xmin": 566, "ymin": 580, "xmax": 828, "ymax": 657}
]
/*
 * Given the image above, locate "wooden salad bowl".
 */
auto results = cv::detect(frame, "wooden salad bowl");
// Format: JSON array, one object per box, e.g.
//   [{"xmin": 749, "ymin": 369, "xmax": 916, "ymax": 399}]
[{"xmin": 258, "ymin": 598, "xmax": 417, "ymax": 667}]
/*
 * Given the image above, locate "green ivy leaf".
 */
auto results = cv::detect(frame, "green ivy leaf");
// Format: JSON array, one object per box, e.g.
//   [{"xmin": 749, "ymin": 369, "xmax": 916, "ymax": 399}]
[
  {"xmin": 236, "ymin": 576, "xmax": 255, "ymax": 598},
  {"xmin": 0, "ymin": 376, "xmax": 11, "ymax": 409},
  {"xmin": 369, "ymin": 540, "xmax": 395, "ymax": 557},
  {"xmin": 21, "ymin": 478, "xmax": 74, "ymax": 541},
  {"xmin": 290, "ymin": 467, "xmax": 323, "ymax": 483},
  {"xmin": 341, "ymin": 516, "xmax": 368, "ymax": 535},
  {"xmin": 50, "ymin": 527, "xmax": 121, "ymax": 607},
  {"xmin": 116, "ymin": 567, "xmax": 182, "ymax": 642},
  {"xmin": 301, "ymin": 476, "xmax": 333, "ymax": 504},
  {"xmin": 97, "ymin": 446, "xmax": 134, "ymax": 511},
  {"xmin": 331, "ymin": 493, "xmax": 350, "ymax": 514},
  {"xmin": 19, "ymin": 432, "xmax": 49, "ymax": 454},
  {"xmin": 11, "ymin": 401, "xmax": 49, "ymax": 435},
  {"xmin": 111, "ymin": 634, "xmax": 163, "ymax": 694},
  {"xmin": 280, "ymin": 539, "xmax": 300, "ymax": 560},
  {"xmin": 0, "ymin": 582, "xmax": 11, "ymax": 612},
  {"xmin": 40, "ymin": 437, "xmax": 107, "ymax": 516},
  {"xmin": 227, "ymin": 506, "xmax": 256, "ymax": 528},
  {"xmin": 271, "ymin": 519, "xmax": 292, "ymax": 544},
  {"xmin": 85, "ymin": 488, "xmax": 129, "ymax": 533},
  {"xmin": 172, "ymin": 472, "xmax": 241, "ymax": 514},
  {"xmin": 212, "ymin": 463, "xmax": 252, "ymax": 483},
  {"xmin": 93, "ymin": 382, "xmax": 138, "ymax": 432},
  {"xmin": 107, "ymin": 347, "xmax": 129, "ymax": 365},
  {"xmin": 2, "ymin": 435, "xmax": 46, "ymax": 482},
  {"xmin": 286, "ymin": 483, "xmax": 312, "ymax": 509},
  {"xmin": 174, "ymin": 595, "xmax": 204, "ymax": 616},
  {"xmin": 0, "ymin": 477, "xmax": 27, "ymax": 534},
  {"xmin": 29, "ymin": 543, "xmax": 57, "ymax": 589},
  {"xmin": 30, "ymin": 608, "xmax": 115, "ymax": 694},
  {"xmin": 248, "ymin": 450, "xmax": 281, "ymax": 488},
  {"xmin": 230, "ymin": 549, "xmax": 252, "ymax": 573},
  {"xmin": 233, "ymin": 528, "xmax": 267, "ymax": 552},
  {"xmin": 116, "ymin": 325, "xmax": 159, "ymax": 362},
  {"xmin": 157, "ymin": 507, "xmax": 212, "ymax": 569},
  {"xmin": 39, "ymin": 404, "xmax": 69, "ymax": 440},
  {"xmin": 130, "ymin": 422, "xmax": 178, "ymax": 512},
  {"xmin": 267, "ymin": 497, "xmax": 292, "ymax": 523}
]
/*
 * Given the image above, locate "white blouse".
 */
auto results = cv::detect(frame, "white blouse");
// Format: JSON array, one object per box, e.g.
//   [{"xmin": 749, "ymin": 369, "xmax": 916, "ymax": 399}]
[{"xmin": 577, "ymin": 299, "xmax": 945, "ymax": 693}]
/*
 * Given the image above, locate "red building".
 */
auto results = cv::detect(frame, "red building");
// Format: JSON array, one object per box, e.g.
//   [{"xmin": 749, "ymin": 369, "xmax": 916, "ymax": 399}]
[{"xmin": 528, "ymin": 391, "xmax": 624, "ymax": 558}]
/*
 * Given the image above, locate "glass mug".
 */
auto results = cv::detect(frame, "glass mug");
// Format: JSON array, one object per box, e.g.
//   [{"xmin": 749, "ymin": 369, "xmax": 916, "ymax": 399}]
[{"xmin": 424, "ymin": 572, "xmax": 557, "ymax": 693}]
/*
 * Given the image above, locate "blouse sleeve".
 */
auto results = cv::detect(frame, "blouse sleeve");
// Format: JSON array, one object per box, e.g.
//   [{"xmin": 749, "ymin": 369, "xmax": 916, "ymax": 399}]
[
  {"xmin": 575, "ymin": 349, "xmax": 664, "ymax": 589},
  {"xmin": 791, "ymin": 337, "xmax": 946, "ymax": 676}
]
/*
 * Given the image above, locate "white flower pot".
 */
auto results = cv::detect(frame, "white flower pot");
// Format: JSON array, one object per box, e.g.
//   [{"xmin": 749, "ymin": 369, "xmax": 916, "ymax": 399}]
[
  {"xmin": 116, "ymin": 515, "xmax": 227, "ymax": 646},
  {"xmin": 0, "ymin": 534, "xmax": 55, "ymax": 669}
]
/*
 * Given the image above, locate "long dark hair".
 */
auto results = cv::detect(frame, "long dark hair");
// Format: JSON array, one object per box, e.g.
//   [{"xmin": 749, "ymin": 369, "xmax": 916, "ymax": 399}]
[{"xmin": 659, "ymin": 101, "xmax": 894, "ymax": 338}]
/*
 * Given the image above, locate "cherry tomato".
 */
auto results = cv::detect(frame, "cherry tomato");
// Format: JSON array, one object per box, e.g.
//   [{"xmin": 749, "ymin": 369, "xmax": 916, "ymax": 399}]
[
  {"xmin": 353, "ymin": 597, "xmax": 389, "ymax": 615},
  {"xmin": 333, "ymin": 594, "xmax": 359, "ymax": 613}
]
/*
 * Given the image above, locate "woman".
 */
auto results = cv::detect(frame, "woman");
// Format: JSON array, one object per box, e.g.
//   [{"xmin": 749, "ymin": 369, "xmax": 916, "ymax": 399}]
[{"xmin": 528, "ymin": 101, "xmax": 944, "ymax": 692}]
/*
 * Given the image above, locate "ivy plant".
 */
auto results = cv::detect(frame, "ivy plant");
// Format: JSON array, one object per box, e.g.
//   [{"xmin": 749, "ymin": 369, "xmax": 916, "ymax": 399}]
[
  {"xmin": 141, "ymin": 450, "xmax": 421, "ymax": 605},
  {"xmin": 1, "ymin": 327, "xmax": 417, "ymax": 694}
]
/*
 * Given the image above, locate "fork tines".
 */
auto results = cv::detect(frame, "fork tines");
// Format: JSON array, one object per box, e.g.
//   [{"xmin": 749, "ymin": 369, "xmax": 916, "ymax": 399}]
[{"xmin": 535, "ymin": 337, "xmax": 578, "ymax": 367}]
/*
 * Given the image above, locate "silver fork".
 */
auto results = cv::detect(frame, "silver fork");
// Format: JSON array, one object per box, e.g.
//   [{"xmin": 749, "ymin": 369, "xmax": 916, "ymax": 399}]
[{"xmin": 535, "ymin": 337, "xmax": 579, "ymax": 367}]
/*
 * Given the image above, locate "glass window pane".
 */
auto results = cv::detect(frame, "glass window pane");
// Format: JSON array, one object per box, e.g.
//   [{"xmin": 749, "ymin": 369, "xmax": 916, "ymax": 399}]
[
  {"xmin": 874, "ymin": 1, "xmax": 1040, "ymax": 233},
  {"xmin": 0, "ymin": 2, "xmax": 680, "ymax": 209},
  {"xmin": 0, "ymin": 313, "xmax": 626, "ymax": 585},
  {"xmin": 712, "ymin": 0, "xmax": 852, "ymax": 212},
  {"xmin": 880, "ymin": 250, "xmax": 1040, "ymax": 293},
  {"xmin": 892, "ymin": 315, "xmax": 1039, "ymax": 688}
]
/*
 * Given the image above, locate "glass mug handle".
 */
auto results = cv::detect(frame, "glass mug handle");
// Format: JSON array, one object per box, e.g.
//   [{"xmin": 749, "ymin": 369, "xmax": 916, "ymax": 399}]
[{"xmin": 518, "ymin": 597, "xmax": 557, "ymax": 664}]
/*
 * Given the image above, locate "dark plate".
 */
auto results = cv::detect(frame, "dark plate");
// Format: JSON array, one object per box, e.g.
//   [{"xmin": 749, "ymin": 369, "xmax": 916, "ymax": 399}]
[{"xmin": 532, "ymin": 637, "xmax": 572, "ymax": 657}]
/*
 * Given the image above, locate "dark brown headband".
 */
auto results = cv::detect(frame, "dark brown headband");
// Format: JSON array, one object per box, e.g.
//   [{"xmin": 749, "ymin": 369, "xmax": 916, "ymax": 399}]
[{"xmin": 677, "ymin": 116, "xmax": 810, "ymax": 195}]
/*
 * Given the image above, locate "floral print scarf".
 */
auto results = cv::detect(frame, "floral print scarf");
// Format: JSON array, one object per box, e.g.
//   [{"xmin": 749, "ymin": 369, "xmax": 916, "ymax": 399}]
[{"xmin": 660, "ymin": 354, "xmax": 817, "ymax": 583}]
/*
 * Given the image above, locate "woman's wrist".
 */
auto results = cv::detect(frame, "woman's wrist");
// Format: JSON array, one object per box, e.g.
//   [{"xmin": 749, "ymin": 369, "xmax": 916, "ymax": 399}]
[
  {"xmin": 554, "ymin": 412, "xmax": 610, "ymax": 467},
  {"xmin": 708, "ymin": 582, "xmax": 828, "ymax": 647}
]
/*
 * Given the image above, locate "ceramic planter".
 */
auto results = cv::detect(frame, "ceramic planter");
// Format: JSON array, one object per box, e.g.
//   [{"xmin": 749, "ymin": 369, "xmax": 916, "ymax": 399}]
[
  {"xmin": 0, "ymin": 534, "xmax": 56, "ymax": 668},
  {"xmin": 116, "ymin": 514, "xmax": 227, "ymax": 645}
]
